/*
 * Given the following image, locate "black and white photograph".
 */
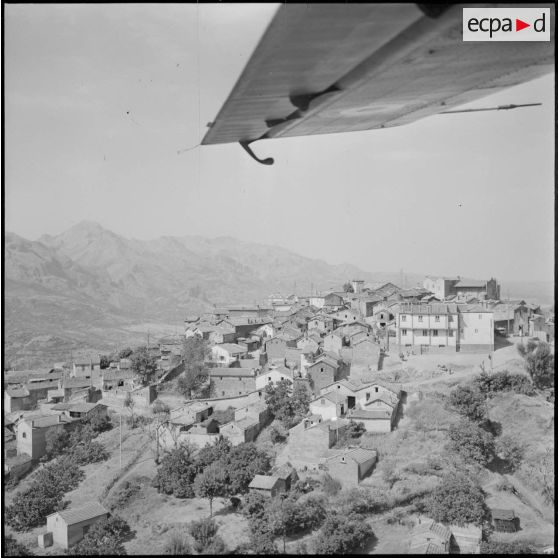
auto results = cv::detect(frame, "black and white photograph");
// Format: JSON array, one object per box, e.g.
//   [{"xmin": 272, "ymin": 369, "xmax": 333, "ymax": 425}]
[{"xmin": 2, "ymin": 2, "xmax": 554, "ymax": 555}]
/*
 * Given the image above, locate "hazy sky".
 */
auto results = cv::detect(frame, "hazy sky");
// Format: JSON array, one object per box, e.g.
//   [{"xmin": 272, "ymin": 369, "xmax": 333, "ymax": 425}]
[{"xmin": 4, "ymin": 4, "xmax": 555, "ymax": 283}]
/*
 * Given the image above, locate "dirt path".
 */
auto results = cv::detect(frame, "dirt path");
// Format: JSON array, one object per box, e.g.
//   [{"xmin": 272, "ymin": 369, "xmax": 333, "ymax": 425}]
[{"xmin": 504, "ymin": 473, "xmax": 555, "ymax": 524}]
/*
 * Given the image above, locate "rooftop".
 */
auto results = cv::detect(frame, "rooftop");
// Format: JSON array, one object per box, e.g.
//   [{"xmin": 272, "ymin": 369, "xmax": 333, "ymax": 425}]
[
  {"xmin": 50, "ymin": 502, "xmax": 108, "ymax": 525},
  {"xmin": 491, "ymin": 508, "xmax": 516, "ymax": 520},
  {"xmin": 208, "ymin": 368, "xmax": 256, "ymax": 378},
  {"xmin": 249, "ymin": 475, "xmax": 280, "ymax": 490},
  {"xmin": 214, "ymin": 343, "xmax": 248, "ymax": 355}
]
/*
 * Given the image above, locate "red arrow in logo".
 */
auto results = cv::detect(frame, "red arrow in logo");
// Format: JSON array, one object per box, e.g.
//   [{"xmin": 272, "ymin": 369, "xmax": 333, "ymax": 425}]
[{"xmin": 516, "ymin": 18, "xmax": 530, "ymax": 31}]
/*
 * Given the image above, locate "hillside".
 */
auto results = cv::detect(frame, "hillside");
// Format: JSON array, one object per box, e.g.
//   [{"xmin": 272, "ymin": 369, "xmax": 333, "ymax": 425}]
[{"xmin": 5, "ymin": 222, "xmax": 410, "ymax": 368}]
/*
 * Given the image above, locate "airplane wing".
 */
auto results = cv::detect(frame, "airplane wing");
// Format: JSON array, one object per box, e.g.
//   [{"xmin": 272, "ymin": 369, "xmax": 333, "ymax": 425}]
[{"xmin": 201, "ymin": 3, "xmax": 554, "ymax": 163}]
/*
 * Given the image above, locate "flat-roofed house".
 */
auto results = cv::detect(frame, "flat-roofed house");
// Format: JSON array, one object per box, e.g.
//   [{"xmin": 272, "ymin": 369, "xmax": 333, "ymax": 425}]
[
  {"xmin": 325, "ymin": 447, "xmax": 378, "ymax": 486},
  {"xmin": 46, "ymin": 502, "xmax": 108, "ymax": 549}
]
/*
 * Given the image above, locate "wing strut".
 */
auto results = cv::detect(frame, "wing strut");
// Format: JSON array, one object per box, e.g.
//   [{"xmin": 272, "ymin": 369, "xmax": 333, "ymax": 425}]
[{"xmin": 239, "ymin": 140, "xmax": 275, "ymax": 166}]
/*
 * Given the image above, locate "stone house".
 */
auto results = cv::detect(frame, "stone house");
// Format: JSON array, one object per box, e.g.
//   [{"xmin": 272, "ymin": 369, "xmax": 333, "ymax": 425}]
[
  {"xmin": 248, "ymin": 475, "xmax": 282, "ymax": 498},
  {"xmin": 265, "ymin": 337, "xmax": 290, "ymax": 360},
  {"xmin": 306, "ymin": 356, "xmax": 339, "ymax": 395},
  {"xmin": 307, "ymin": 315, "xmax": 334, "ymax": 334},
  {"xmin": 273, "ymin": 464, "xmax": 299, "ymax": 492},
  {"xmin": 170, "ymin": 402, "xmax": 213, "ymax": 426},
  {"xmin": 17, "ymin": 414, "xmax": 76, "ymax": 460},
  {"xmin": 234, "ymin": 400, "xmax": 270, "ymax": 427},
  {"xmin": 210, "ymin": 343, "xmax": 248, "ymax": 366},
  {"xmin": 255, "ymin": 365, "xmax": 293, "ymax": 391},
  {"xmin": 51, "ymin": 402, "xmax": 108, "ymax": 421},
  {"xmin": 71, "ymin": 357, "xmax": 101, "ymax": 378},
  {"xmin": 4, "ymin": 386, "xmax": 33, "ymax": 413},
  {"xmin": 220, "ymin": 416, "xmax": 260, "ymax": 445},
  {"xmin": 101, "ymin": 369, "xmax": 136, "ymax": 391},
  {"xmin": 323, "ymin": 331, "xmax": 343, "ymax": 355},
  {"xmin": 325, "ymin": 447, "xmax": 377, "ymax": 486},
  {"xmin": 296, "ymin": 337, "xmax": 320, "ymax": 354},
  {"xmin": 209, "ymin": 368, "xmax": 257, "ymax": 398},
  {"xmin": 309, "ymin": 392, "xmax": 348, "ymax": 421},
  {"xmin": 45, "ymin": 502, "xmax": 108, "ymax": 549}
]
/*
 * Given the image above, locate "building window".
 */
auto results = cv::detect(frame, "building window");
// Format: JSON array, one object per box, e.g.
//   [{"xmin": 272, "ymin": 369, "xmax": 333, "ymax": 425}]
[
  {"xmin": 375, "ymin": 387, "xmax": 378, "ymax": 393},
  {"xmin": 475, "ymin": 329, "xmax": 478, "ymax": 333},
  {"xmin": 432, "ymin": 330, "xmax": 438, "ymax": 337},
  {"xmin": 22, "ymin": 432, "xmax": 27, "ymax": 438},
  {"xmin": 401, "ymin": 315, "xmax": 406, "ymax": 322},
  {"xmin": 321, "ymin": 398, "xmax": 325, "ymax": 404},
  {"xmin": 320, "ymin": 367, "xmax": 324, "ymax": 372},
  {"xmin": 418, "ymin": 315, "xmax": 423, "ymax": 322},
  {"xmin": 423, "ymin": 330, "xmax": 428, "ymax": 336},
  {"xmin": 449, "ymin": 330, "xmax": 454, "ymax": 337},
  {"xmin": 222, "ymin": 391, "xmax": 225, "ymax": 396},
  {"xmin": 366, "ymin": 392, "xmax": 370, "ymax": 401},
  {"xmin": 402, "ymin": 329, "xmax": 408, "ymax": 336},
  {"xmin": 448, "ymin": 315, "xmax": 454, "ymax": 322},
  {"xmin": 435, "ymin": 316, "xmax": 440, "ymax": 322}
]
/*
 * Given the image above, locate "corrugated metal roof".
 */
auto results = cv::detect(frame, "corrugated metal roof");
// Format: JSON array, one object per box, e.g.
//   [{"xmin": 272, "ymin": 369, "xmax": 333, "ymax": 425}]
[{"xmin": 52, "ymin": 502, "xmax": 108, "ymax": 525}]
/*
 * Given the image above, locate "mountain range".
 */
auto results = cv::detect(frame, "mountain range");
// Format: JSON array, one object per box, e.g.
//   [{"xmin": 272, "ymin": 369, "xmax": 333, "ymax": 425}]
[{"xmin": 4, "ymin": 221, "xmax": 553, "ymax": 369}]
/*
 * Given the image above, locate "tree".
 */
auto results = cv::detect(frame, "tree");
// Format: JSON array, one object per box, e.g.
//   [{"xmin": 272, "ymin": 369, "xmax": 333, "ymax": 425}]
[
  {"xmin": 447, "ymin": 385, "xmax": 487, "ymax": 422},
  {"xmin": 517, "ymin": 340, "xmax": 554, "ymax": 389},
  {"xmin": 70, "ymin": 515, "xmax": 131, "ymax": 555},
  {"xmin": 447, "ymin": 419, "xmax": 495, "ymax": 466},
  {"xmin": 44, "ymin": 428, "xmax": 70, "ymax": 460},
  {"xmin": 265, "ymin": 379, "xmax": 309, "ymax": 428},
  {"xmin": 422, "ymin": 473, "xmax": 487, "ymax": 526},
  {"xmin": 314, "ymin": 513, "xmax": 374, "ymax": 554},
  {"xmin": 152, "ymin": 445, "xmax": 198, "ymax": 498},
  {"xmin": 343, "ymin": 282, "xmax": 354, "ymax": 293},
  {"xmin": 179, "ymin": 337, "xmax": 210, "ymax": 398},
  {"xmin": 472, "ymin": 370, "xmax": 534, "ymax": 397},
  {"xmin": 131, "ymin": 346, "xmax": 158, "ymax": 385},
  {"xmin": 221, "ymin": 443, "xmax": 271, "ymax": 494},
  {"xmin": 124, "ymin": 392, "xmax": 136, "ymax": 428},
  {"xmin": 196, "ymin": 437, "xmax": 233, "ymax": 473},
  {"xmin": 193, "ymin": 463, "xmax": 230, "ymax": 517},
  {"xmin": 4, "ymin": 534, "xmax": 34, "ymax": 556},
  {"xmin": 119, "ymin": 347, "xmax": 133, "ymax": 359},
  {"xmin": 495, "ymin": 435, "xmax": 524, "ymax": 473}
]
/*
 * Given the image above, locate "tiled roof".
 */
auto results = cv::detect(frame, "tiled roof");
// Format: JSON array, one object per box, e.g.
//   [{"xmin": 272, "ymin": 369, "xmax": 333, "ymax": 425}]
[
  {"xmin": 491, "ymin": 508, "xmax": 515, "ymax": 520},
  {"xmin": 63, "ymin": 378, "xmax": 93, "ymax": 389},
  {"xmin": 249, "ymin": 475, "xmax": 280, "ymax": 490},
  {"xmin": 68, "ymin": 402, "xmax": 105, "ymax": 413},
  {"xmin": 51, "ymin": 502, "xmax": 108, "ymax": 525},
  {"xmin": 214, "ymin": 343, "xmax": 248, "ymax": 355},
  {"xmin": 208, "ymin": 368, "xmax": 256, "ymax": 378},
  {"xmin": 413, "ymin": 519, "xmax": 452, "ymax": 542},
  {"xmin": 26, "ymin": 414, "xmax": 73, "ymax": 428},
  {"xmin": 457, "ymin": 304, "xmax": 493, "ymax": 313},
  {"xmin": 312, "ymin": 392, "xmax": 344, "ymax": 405},
  {"xmin": 6, "ymin": 386, "xmax": 30, "ymax": 398}
]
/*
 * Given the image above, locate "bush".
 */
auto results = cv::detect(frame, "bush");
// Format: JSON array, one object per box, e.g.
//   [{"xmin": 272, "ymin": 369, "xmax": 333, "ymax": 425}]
[
  {"xmin": 4, "ymin": 534, "xmax": 34, "ymax": 556},
  {"xmin": 189, "ymin": 518, "xmax": 219, "ymax": 553},
  {"xmin": 495, "ymin": 435, "xmax": 524, "ymax": 473},
  {"xmin": 480, "ymin": 540, "xmax": 537, "ymax": 554},
  {"xmin": 152, "ymin": 445, "xmax": 197, "ymax": 498},
  {"xmin": 447, "ymin": 385, "xmax": 487, "ymax": 422},
  {"xmin": 473, "ymin": 370, "xmax": 534, "ymax": 396},
  {"xmin": 314, "ymin": 513, "xmax": 374, "ymax": 554},
  {"xmin": 70, "ymin": 515, "xmax": 132, "ymax": 555},
  {"xmin": 421, "ymin": 473, "xmax": 488, "ymax": 526},
  {"xmin": 164, "ymin": 533, "xmax": 191, "ymax": 555},
  {"xmin": 447, "ymin": 419, "xmax": 495, "ymax": 466},
  {"xmin": 322, "ymin": 474, "xmax": 342, "ymax": 496},
  {"xmin": 71, "ymin": 441, "xmax": 110, "ymax": 465},
  {"xmin": 269, "ymin": 425, "xmax": 287, "ymax": 444}
]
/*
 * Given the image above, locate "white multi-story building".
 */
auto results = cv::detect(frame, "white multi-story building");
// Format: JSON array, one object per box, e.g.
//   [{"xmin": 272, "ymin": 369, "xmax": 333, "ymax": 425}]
[{"xmin": 396, "ymin": 303, "xmax": 493, "ymax": 353}]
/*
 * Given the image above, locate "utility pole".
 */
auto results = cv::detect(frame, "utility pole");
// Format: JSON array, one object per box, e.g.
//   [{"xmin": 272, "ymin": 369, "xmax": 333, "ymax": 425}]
[{"xmin": 119, "ymin": 413, "xmax": 122, "ymax": 470}]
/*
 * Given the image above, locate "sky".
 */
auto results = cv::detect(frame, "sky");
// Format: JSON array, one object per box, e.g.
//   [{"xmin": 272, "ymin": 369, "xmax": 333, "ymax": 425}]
[{"xmin": 3, "ymin": 4, "xmax": 555, "ymax": 283}]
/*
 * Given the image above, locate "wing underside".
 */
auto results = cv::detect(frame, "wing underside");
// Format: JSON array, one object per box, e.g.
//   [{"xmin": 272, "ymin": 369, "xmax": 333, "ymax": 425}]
[{"xmin": 202, "ymin": 3, "xmax": 554, "ymax": 146}]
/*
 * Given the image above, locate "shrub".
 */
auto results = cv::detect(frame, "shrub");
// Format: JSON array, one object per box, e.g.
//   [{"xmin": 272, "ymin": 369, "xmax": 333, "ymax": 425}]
[
  {"xmin": 152, "ymin": 445, "xmax": 197, "ymax": 498},
  {"xmin": 421, "ymin": 473, "xmax": 487, "ymax": 526},
  {"xmin": 447, "ymin": 419, "xmax": 495, "ymax": 466},
  {"xmin": 164, "ymin": 533, "xmax": 191, "ymax": 555},
  {"xmin": 473, "ymin": 370, "xmax": 534, "ymax": 396},
  {"xmin": 71, "ymin": 441, "xmax": 110, "ymax": 465},
  {"xmin": 322, "ymin": 473, "xmax": 342, "ymax": 496},
  {"xmin": 495, "ymin": 435, "xmax": 524, "ymax": 473},
  {"xmin": 269, "ymin": 425, "xmax": 287, "ymax": 444},
  {"xmin": 447, "ymin": 385, "xmax": 487, "ymax": 422},
  {"xmin": 314, "ymin": 512, "xmax": 374, "ymax": 554},
  {"xmin": 3, "ymin": 535, "xmax": 33, "ymax": 556},
  {"xmin": 189, "ymin": 518, "xmax": 219, "ymax": 553},
  {"xmin": 480, "ymin": 540, "xmax": 537, "ymax": 554},
  {"xmin": 70, "ymin": 515, "xmax": 131, "ymax": 555}
]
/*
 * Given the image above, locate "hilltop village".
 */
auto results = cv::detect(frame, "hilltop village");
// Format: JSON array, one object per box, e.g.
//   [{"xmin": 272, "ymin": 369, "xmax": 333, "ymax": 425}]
[{"xmin": 3, "ymin": 277, "xmax": 555, "ymax": 555}]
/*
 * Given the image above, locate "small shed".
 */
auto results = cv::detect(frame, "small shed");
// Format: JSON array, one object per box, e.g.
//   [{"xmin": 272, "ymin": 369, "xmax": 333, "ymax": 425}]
[
  {"xmin": 248, "ymin": 474, "xmax": 282, "ymax": 498},
  {"xmin": 491, "ymin": 508, "xmax": 519, "ymax": 532},
  {"xmin": 46, "ymin": 501, "xmax": 108, "ymax": 549}
]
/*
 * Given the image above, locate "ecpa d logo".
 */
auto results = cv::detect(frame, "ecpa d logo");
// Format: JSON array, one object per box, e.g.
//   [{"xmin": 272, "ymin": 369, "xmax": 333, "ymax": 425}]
[{"xmin": 463, "ymin": 8, "xmax": 551, "ymax": 41}]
